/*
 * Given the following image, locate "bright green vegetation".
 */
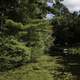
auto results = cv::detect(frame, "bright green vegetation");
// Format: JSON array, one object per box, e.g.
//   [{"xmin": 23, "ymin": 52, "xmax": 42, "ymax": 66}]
[
  {"xmin": 0, "ymin": 19, "xmax": 52, "ymax": 71},
  {"xmin": 0, "ymin": 55, "xmax": 76, "ymax": 80},
  {"xmin": 0, "ymin": 0, "xmax": 80, "ymax": 80},
  {"xmin": 68, "ymin": 48, "xmax": 80, "ymax": 55}
]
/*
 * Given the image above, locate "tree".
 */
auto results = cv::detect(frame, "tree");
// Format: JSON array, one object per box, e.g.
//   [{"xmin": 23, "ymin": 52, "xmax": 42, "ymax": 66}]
[
  {"xmin": 0, "ymin": 18, "xmax": 53, "ymax": 70},
  {"xmin": 0, "ymin": 20, "xmax": 32, "ymax": 71},
  {"xmin": 50, "ymin": 0, "xmax": 80, "ymax": 46},
  {"xmin": 0, "ymin": 0, "xmax": 48, "ymax": 24},
  {"xmin": 22, "ymin": 19, "xmax": 53, "ymax": 62}
]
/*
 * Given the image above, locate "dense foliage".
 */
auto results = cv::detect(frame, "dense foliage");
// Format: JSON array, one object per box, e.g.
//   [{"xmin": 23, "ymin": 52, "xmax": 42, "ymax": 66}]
[
  {"xmin": 0, "ymin": 18, "xmax": 53, "ymax": 71},
  {"xmin": 52, "ymin": 12, "xmax": 80, "ymax": 46},
  {"xmin": 0, "ymin": 0, "xmax": 80, "ymax": 80}
]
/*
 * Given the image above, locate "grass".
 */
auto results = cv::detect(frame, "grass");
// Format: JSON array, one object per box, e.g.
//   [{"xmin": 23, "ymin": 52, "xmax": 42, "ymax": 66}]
[{"xmin": 0, "ymin": 55, "xmax": 76, "ymax": 80}]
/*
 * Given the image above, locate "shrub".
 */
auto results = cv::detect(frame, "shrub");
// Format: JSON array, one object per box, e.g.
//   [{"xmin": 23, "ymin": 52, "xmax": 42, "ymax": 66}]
[{"xmin": 0, "ymin": 37, "xmax": 31, "ymax": 71}]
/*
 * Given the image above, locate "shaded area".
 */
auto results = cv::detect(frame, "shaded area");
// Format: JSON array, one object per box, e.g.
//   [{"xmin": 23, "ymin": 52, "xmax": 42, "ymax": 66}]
[
  {"xmin": 63, "ymin": 54, "xmax": 80, "ymax": 75},
  {"xmin": 49, "ymin": 46, "xmax": 80, "ymax": 79}
]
